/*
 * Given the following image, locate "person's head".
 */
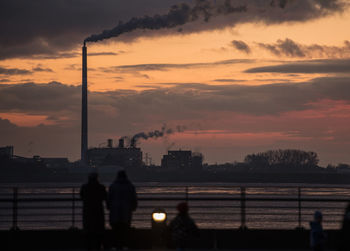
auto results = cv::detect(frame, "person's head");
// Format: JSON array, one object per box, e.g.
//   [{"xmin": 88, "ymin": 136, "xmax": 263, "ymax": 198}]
[
  {"xmin": 314, "ymin": 211, "xmax": 323, "ymax": 222},
  {"xmin": 177, "ymin": 202, "xmax": 189, "ymax": 215},
  {"xmin": 116, "ymin": 170, "xmax": 127, "ymax": 180},
  {"xmin": 88, "ymin": 172, "xmax": 98, "ymax": 183}
]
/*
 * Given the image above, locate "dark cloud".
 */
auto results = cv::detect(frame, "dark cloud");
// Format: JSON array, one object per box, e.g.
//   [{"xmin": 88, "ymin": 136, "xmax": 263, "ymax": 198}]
[
  {"xmin": 257, "ymin": 39, "xmax": 350, "ymax": 58},
  {"xmin": 31, "ymin": 52, "xmax": 80, "ymax": 60},
  {"xmin": 32, "ymin": 66, "xmax": 54, "ymax": 72},
  {"xmin": 0, "ymin": 79, "xmax": 10, "ymax": 83},
  {"xmin": 2, "ymin": 77, "xmax": 350, "ymax": 163},
  {"xmin": 231, "ymin": 40, "xmax": 250, "ymax": 54},
  {"xmin": 213, "ymin": 79, "xmax": 244, "ymax": 83},
  {"xmin": 1, "ymin": 0, "xmax": 347, "ymax": 59},
  {"xmin": 0, "ymin": 66, "xmax": 31, "ymax": 75},
  {"xmin": 99, "ymin": 58, "xmax": 254, "ymax": 73},
  {"xmin": 88, "ymin": 52, "xmax": 120, "ymax": 56},
  {"xmin": 2, "ymin": 77, "xmax": 350, "ymax": 120},
  {"xmin": 0, "ymin": 82, "xmax": 81, "ymax": 113},
  {"xmin": 245, "ymin": 59, "xmax": 350, "ymax": 74},
  {"xmin": 0, "ymin": 0, "xmax": 185, "ymax": 59}
]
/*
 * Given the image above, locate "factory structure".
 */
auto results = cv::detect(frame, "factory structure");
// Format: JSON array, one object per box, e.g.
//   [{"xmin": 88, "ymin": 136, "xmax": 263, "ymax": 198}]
[
  {"xmin": 79, "ymin": 43, "xmax": 202, "ymax": 171},
  {"xmin": 161, "ymin": 150, "xmax": 203, "ymax": 170},
  {"xmin": 88, "ymin": 139, "xmax": 142, "ymax": 169}
]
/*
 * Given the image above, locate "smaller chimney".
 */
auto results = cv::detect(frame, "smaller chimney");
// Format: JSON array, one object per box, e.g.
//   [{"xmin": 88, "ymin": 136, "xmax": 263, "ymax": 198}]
[
  {"xmin": 107, "ymin": 139, "xmax": 113, "ymax": 148},
  {"xmin": 131, "ymin": 138, "xmax": 136, "ymax": 148},
  {"xmin": 118, "ymin": 138, "xmax": 124, "ymax": 148}
]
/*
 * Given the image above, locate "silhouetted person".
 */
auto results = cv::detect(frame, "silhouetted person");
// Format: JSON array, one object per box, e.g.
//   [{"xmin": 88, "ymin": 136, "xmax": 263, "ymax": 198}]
[
  {"xmin": 310, "ymin": 211, "xmax": 326, "ymax": 251},
  {"xmin": 169, "ymin": 202, "xmax": 199, "ymax": 251},
  {"xmin": 338, "ymin": 203, "xmax": 350, "ymax": 251},
  {"xmin": 108, "ymin": 170, "xmax": 137, "ymax": 250},
  {"xmin": 80, "ymin": 172, "xmax": 107, "ymax": 250}
]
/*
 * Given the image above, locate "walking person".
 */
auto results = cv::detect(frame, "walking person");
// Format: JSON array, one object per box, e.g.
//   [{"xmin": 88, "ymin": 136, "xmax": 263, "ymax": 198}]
[
  {"xmin": 169, "ymin": 202, "xmax": 199, "ymax": 251},
  {"xmin": 310, "ymin": 211, "xmax": 326, "ymax": 251},
  {"xmin": 108, "ymin": 170, "xmax": 137, "ymax": 250},
  {"xmin": 80, "ymin": 172, "xmax": 107, "ymax": 250},
  {"xmin": 338, "ymin": 203, "xmax": 350, "ymax": 251}
]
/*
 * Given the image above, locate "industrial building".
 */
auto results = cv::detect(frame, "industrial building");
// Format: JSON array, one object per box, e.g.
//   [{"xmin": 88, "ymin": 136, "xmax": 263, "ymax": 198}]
[
  {"xmin": 0, "ymin": 146, "xmax": 13, "ymax": 159},
  {"xmin": 87, "ymin": 139, "xmax": 143, "ymax": 169},
  {"xmin": 161, "ymin": 150, "xmax": 203, "ymax": 169}
]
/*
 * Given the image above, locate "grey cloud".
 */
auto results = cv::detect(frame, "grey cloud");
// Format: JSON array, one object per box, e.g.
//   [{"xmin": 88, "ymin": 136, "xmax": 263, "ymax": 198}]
[
  {"xmin": 30, "ymin": 52, "xmax": 80, "ymax": 60},
  {"xmin": 258, "ymin": 39, "xmax": 350, "ymax": 58},
  {"xmin": 213, "ymin": 79, "xmax": 245, "ymax": 83},
  {"xmin": 2, "ymin": 77, "xmax": 350, "ymax": 120},
  {"xmin": 0, "ymin": 82, "xmax": 81, "ymax": 113},
  {"xmin": 88, "ymin": 52, "xmax": 120, "ymax": 56},
  {"xmin": 0, "ymin": 117, "xmax": 81, "ymax": 160},
  {"xmin": 1, "ymin": 0, "xmax": 347, "ymax": 59},
  {"xmin": 245, "ymin": 59, "xmax": 350, "ymax": 74},
  {"xmin": 0, "ymin": 66, "xmax": 31, "ymax": 75},
  {"xmin": 99, "ymin": 58, "xmax": 254, "ymax": 73},
  {"xmin": 0, "ymin": 0, "xmax": 186, "ymax": 60},
  {"xmin": 231, "ymin": 40, "xmax": 250, "ymax": 54},
  {"xmin": 0, "ymin": 79, "xmax": 10, "ymax": 83},
  {"xmin": 2, "ymin": 77, "xmax": 350, "ymax": 163},
  {"xmin": 32, "ymin": 66, "xmax": 54, "ymax": 72}
]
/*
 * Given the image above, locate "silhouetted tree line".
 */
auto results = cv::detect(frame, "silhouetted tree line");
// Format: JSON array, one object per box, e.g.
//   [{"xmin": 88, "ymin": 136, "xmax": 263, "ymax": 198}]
[{"xmin": 244, "ymin": 149, "xmax": 319, "ymax": 170}]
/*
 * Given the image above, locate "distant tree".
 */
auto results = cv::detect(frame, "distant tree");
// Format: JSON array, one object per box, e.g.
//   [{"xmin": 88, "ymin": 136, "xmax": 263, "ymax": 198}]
[
  {"xmin": 336, "ymin": 163, "xmax": 350, "ymax": 170},
  {"xmin": 244, "ymin": 149, "xmax": 319, "ymax": 170}
]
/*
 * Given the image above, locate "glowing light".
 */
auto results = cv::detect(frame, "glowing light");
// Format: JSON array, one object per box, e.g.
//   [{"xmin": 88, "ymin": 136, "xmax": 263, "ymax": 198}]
[{"xmin": 152, "ymin": 212, "xmax": 167, "ymax": 222}]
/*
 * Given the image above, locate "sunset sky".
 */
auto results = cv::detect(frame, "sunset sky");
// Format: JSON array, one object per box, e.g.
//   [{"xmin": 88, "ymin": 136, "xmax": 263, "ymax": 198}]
[{"xmin": 1, "ymin": 0, "xmax": 350, "ymax": 165}]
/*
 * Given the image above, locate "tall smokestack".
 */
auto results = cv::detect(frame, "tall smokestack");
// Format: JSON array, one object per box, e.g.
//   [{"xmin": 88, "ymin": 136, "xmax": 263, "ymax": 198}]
[{"xmin": 81, "ymin": 42, "xmax": 88, "ymax": 166}]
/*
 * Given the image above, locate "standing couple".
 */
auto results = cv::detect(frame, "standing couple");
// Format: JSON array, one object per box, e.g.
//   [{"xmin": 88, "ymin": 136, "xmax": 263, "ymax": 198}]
[{"xmin": 80, "ymin": 170, "xmax": 137, "ymax": 250}]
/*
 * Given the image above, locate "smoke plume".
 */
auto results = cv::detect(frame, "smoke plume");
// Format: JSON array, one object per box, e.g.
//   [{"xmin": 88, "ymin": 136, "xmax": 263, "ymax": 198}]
[
  {"xmin": 122, "ymin": 125, "xmax": 186, "ymax": 147},
  {"xmin": 84, "ymin": 0, "xmax": 345, "ymax": 44},
  {"xmin": 84, "ymin": 0, "xmax": 245, "ymax": 43}
]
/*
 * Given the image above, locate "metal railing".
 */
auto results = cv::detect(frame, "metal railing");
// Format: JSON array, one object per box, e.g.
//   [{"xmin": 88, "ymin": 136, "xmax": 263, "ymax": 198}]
[{"xmin": 0, "ymin": 185, "xmax": 349, "ymax": 230}]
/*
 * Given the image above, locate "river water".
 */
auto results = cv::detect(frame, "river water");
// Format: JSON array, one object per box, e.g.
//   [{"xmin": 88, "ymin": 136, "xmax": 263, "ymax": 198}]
[{"xmin": 1, "ymin": 182, "xmax": 349, "ymax": 230}]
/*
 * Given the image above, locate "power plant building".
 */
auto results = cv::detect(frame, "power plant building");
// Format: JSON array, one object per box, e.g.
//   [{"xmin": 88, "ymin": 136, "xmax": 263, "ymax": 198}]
[
  {"xmin": 161, "ymin": 150, "xmax": 203, "ymax": 169},
  {"xmin": 88, "ymin": 139, "xmax": 142, "ymax": 169},
  {"xmin": 0, "ymin": 146, "xmax": 14, "ymax": 159}
]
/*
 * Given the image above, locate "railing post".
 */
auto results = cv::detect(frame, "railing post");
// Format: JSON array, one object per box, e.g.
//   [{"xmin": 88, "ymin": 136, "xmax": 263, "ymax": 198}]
[
  {"xmin": 71, "ymin": 187, "xmax": 76, "ymax": 229},
  {"xmin": 239, "ymin": 187, "xmax": 247, "ymax": 230},
  {"xmin": 185, "ymin": 186, "xmax": 188, "ymax": 202},
  {"xmin": 11, "ymin": 187, "xmax": 19, "ymax": 230},
  {"xmin": 297, "ymin": 187, "xmax": 302, "ymax": 229}
]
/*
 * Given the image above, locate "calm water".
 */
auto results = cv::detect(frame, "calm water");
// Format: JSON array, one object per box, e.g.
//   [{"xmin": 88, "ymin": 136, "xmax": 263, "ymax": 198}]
[{"xmin": 1, "ymin": 182, "xmax": 349, "ymax": 230}]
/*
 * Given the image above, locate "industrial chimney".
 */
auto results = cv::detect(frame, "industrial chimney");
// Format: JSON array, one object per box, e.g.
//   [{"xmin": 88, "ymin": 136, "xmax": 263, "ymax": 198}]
[
  {"xmin": 81, "ymin": 42, "xmax": 88, "ymax": 166},
  {"xmin": 118, "ymin": 138, "xmax": 125, "ymax": 148}
]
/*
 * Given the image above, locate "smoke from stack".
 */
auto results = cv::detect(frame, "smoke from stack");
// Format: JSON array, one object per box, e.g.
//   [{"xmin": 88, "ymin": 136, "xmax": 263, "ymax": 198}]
[
  {"xmin": 122, "ymin": 125, "xmax": 186, "ymax": 148},
  {"xmin": 82, "ymin": 0, "xmax": 344, "ymax": 45},
  {"xmin": 84, "ymin": 0, "xmax": 252, "ymax": 43}
]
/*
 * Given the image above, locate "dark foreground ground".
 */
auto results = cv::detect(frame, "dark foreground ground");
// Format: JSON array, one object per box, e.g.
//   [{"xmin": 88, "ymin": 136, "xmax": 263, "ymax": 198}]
[{"xmin": 0, "ymin": 229, "xmax": 343, "ymax": 251}]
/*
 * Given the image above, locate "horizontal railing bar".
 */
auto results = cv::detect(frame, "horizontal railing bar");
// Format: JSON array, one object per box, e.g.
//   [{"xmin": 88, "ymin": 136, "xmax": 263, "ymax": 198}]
[
  {"xmin": 2, "ymin": 205, "xmax": 344, "ymax": 210},
  {"xmin": 2, "ymin": 184, "xmax": 350, "ymax": 189},
  {"xmin": 1, "ymin": 197, "xmax": 349, "ymax": 202}
]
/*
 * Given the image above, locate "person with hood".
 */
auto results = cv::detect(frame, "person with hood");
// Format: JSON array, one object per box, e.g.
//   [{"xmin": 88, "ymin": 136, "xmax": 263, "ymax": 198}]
[
  {"xmin": 310, "ymin": 211, "xmax": 326, "ymax": 251},
  {"xmin": 169, "ymin": 202, "xmax": 199, "ymax": 251},
  {"xmin": 80, "ymin": 172, "xmax": 107, "ymax": 250},
  {"xmin": 108, "ymin": 170, "xmax": 137, "ymax": 250},
  {"xmin": 338, "ymin": 203, "xmax": 350, "ymax": 251}
]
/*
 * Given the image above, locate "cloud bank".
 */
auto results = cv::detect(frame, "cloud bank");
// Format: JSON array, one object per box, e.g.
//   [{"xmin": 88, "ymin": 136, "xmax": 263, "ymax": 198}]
[{"xmin": 0, "ymin": 0, "xmax": 347, "ymax": 59}]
